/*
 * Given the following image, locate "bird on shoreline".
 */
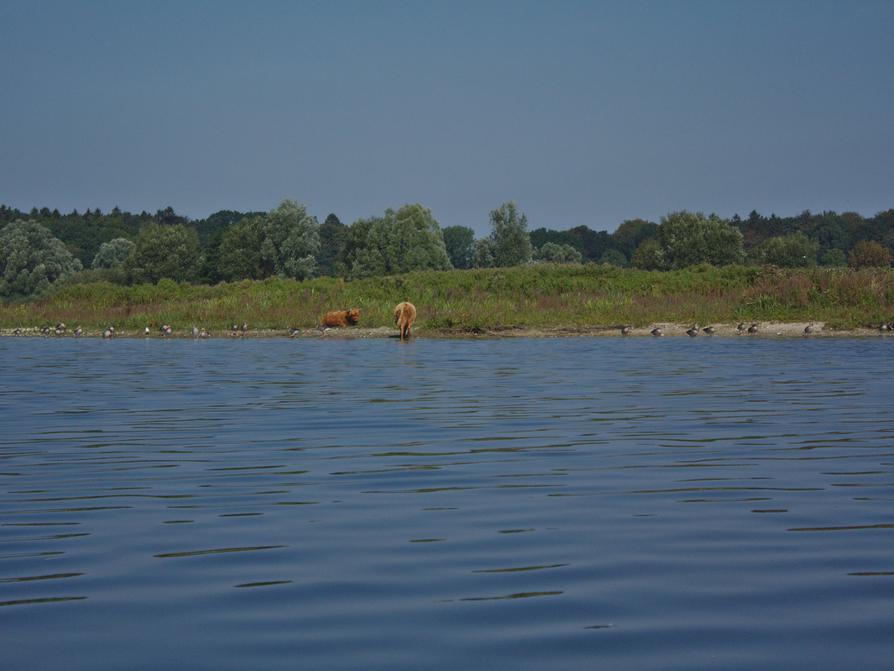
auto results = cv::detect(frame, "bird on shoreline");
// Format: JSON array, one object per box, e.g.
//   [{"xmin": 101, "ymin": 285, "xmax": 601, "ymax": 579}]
[
  {"xmin": 192, "ymin": 326, "xmax": 199, "ymax": 339},
  {"xmin": 804, "ymin": 323, "xmax": 815, "ymax": 334},
  {"xmin": 736, "ymin": 322, "xmax": 747, "ymax": 334},
  {"xmin": 747, "ymin": 323, "xmax": 759, "ymax": 334},
  {"xmin": 74, "ymin": 326, "xmax": 82, "ymax": 337},
  {"xmin": 199, "ymin": 328, "xmax": 210, "ymax": 339},
  {"xmin": 621, "ymin": 325, "xmax": 632, "ymax": 336},
  {"xmin": 702, "ymin": 326, "xmax": 715, "ymax": 335},
  {"xmin": 651, "ymin": 327, "xmax": 663, "ymax": 337},
  {"xmin": 55, "ymin": 322, "xmax": 66, "ymax": 335},
  {"xmin": 160, "ymin": 324, "xmax": 172, "ymax": 336},
  {"xmin": 686, "ymin": 325, "xmax": 699, "ymax": 337},
  {"xmin": 241, "ymin": 322, "xmax": 249, "ymax": 335},
  {"xmin": 102, "ymin": 326, "xmax": 115, "ymax": 339},
  {"xmin": 144, "ymin": 326, "xmax": 150, "ymax": 337},
  {"xmin": 230, "ymin": 324, "xmax": 240, "ymax": 337}
]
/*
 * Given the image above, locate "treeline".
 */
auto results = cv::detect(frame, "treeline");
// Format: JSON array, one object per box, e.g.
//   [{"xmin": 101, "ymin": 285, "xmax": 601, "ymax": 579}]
[{"xmin": 1, "ymin": 200, "xmax": 893, "ymax": 299}]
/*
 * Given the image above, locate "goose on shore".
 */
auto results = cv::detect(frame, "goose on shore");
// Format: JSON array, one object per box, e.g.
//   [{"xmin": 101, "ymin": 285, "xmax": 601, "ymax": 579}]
[
  {"xmin": 736, "ymin": 322, "xmax": 747, "ymax": 333},
  {"xmin": 102, "ymin": 326, "xmax": 114, "ymax": 339},
  {"xmin": 881, "ymin": 323, "xmax": 891, "ymax": 332},
  {"xmin": 804, "ymin": 323, "xmax": 815, "ymax": 334},
  {"xmin": 160, "ymin": 324, "xmax": 172, "ymax": 336},
  {"xmin": 651, "ymin": 327, "xmax": 663, "ymax": 337},
  {"xmin": 747, "ymin": 323, "xmax": 759, "ymax": 334},
  {"xmin": 192, "ymin": 326, "xmax": 199, "ymax": 339},
  {"xmin": 686, "ymin": 325, "xmax": 699, "ymax": 337},
  {"xmin": 74, "ymin": 326, "xmax": 82, "ymax": 337},
  {"xmin": 55, "ymin": 322, "xmax": 66, "ymax": 335},
  {"xmin": 288, "ymin": 327, "xmax": 300, "ymax": 338},
  {"xmin": 199, "ymin": 328, "xmax": 210, "ymax": 339},
  {"xmin": 144, "ymin": 326, "xmax": 150, "ymax": 337},
  {"xmin": 241, "ymin": 322, "xmax": 249, "ymax": 335},
  {"xmin": 230, "ymin": 324, "xmax": 240, "ymax": 337},
  {"xmin": 621, "ymin": 325, "xmax": 632, "ymax": 336},
  {"xmin": 702, "ymin": 325, "xmax": 715, "ymax": 335}
]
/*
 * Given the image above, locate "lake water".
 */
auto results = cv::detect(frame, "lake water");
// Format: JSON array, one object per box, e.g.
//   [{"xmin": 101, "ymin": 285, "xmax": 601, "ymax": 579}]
[{"xmin": 2, "ymin": 336, "xmax": 893, "ymax": 670}]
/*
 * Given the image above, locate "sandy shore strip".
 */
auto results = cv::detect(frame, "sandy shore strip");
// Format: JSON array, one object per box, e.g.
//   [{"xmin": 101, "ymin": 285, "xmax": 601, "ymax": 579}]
[{"xmin": 2, "ymin": 322, "xmax": 892, "ymax": 339}]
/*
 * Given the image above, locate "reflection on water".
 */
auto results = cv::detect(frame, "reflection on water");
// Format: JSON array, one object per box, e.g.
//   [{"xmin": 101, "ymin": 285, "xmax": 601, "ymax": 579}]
[{"xmin": 2, "ymin": 337, "xmax": 894, "ymax": 670}]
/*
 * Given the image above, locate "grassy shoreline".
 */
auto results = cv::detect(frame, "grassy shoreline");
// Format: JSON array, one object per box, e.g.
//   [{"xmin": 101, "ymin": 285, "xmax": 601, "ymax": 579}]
[{"xmin": 2, "ymin": 265, "xmax": 893, "ymax": 335}]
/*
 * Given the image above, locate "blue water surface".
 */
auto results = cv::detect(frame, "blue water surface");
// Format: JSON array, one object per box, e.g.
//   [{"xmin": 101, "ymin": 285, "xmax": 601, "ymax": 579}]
[{"xmin": 1, "ymin": 336, "xmax": 893, "ymax": 670}]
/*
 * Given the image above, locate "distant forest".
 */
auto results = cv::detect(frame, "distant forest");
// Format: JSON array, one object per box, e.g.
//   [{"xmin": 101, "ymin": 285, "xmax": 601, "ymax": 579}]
[{"xmin": 1, "ymin": 201, "xmax": 893, "ymax": 299}]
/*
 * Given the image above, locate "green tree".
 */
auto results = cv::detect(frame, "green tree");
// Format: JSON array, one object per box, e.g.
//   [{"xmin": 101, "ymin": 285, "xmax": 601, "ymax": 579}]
[
  {"xmin": 657, "ymin": 211, "xmax": 744, "ymax": 268},
  {"xmin": 473, "ymin": 237, "xmax": 496, "ymax": 268},
  {"xmin": 0, "ymin": 220, "xmax": 83, "ymax": 297},
  {"xmin": 318, "ymin": 213, "xmax": 348, "ymax": 277},
  {"xmin": 599, "ymin": 249, "xmax": 628, "ymax": 267},
  {"xmin": 347, "ymin": 204, "xmax": 451, "ymax": 278},
  {"xmin": 631, "ymin": 238, "xmax": 666, "ymax": 270},
  {"xmin": 126, "ymin": 224, "xmax": 202, "ymax": 283},
  {"xmin": 217, "ymin": 216, "xmax": 271, "ymax": 281},
  {"xmin": 848, "ymin": 240, "xmax": 892, "ymax": 268},
  {"xmin": 442, "ymin": 225, "xmax": 475, "ymax": 269},
  {"xmin": 534, "ymin": 242, "xmax": 583, "ymax": 264},
  {"xmin": 488, "ymin": 202, "xmax": 532, "ymax": 267},
  {"xmin": 261, "ymin": 199, "xmax": 321, "ymax": 280},
  {"xmin": 754, "ymin": 232, "xmax": 819, "ymax": 267},
  {"xmin": 155, "ymin": 206, "xmax": 188, "ymax": 226},
  {"xmin": 91, "ymin": 238, "xmax": 135, "ymax": 269},
  {"xmin": 611, "ymin": 218, "xmax": 658, "ymax": 259},
  {"xmin": 819, "ymin": 248, "xmax": 847, "ymax": 266}
]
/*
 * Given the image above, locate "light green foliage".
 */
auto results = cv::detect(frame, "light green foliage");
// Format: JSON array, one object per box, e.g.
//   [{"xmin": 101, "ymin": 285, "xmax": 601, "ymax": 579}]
[
  {"xmin": 473, "ymin": 237, "xmax": 496, "ymax": 268},
  {"xmin": 534, "ymin": 242, "xmax": 583, "ymax": 264},
  {"xmin": 598, "ymin": 249, "xmax": 628, "ymax": 267},
  {"xmin": 0, "ymin": 219, "xmax": 83, "ymax": 297},
  {"xmin": 261, "ymin": 199, "xmax": 321, "ymax": 280},
  {"xmin": 488, "ymin": 202, "xmax": 532, "ymax": 267},
  {"xmin": 126, "ymin": 224, "xmax": 202, "ymax": 284},
  {"xmin": 92, "ymin": 238, "xmax": 135, "ymax": 269},
  {"xmin": 346, "ymin": 204, "xmax": 451, "ymax": 279},
  {"xmin": 442, "ymin": 225, "xmax": 475, "ymax": 269},
  {"xmin": 819, "ymin": 248, "xmax": 847, "ymax": 267},
  {"xmin": 657, "ymin": 211, "xmax": 745, "ymax": 269},
  {"xmin": 754, "ymin": 232, "xmax": 819, "ymax": 267},
  {"xmin": 217, "ymin": 216, "xmax": 270, "ymax": 281},
  {"xmin": 631, "ymin": 238, "xmax": 666, "ymax": 270},
  {"xmin": 848, "ymin": 240, "xmax": 892, "ymax": 268}
]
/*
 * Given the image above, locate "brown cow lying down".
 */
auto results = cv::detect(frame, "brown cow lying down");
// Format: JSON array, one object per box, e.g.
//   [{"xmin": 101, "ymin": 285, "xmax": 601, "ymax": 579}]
[
  {"xmin": 393, "ymin": 301, "xmax": 417, "ymax": 341},
  {"xmin": 320, "ymin": 308, "xmax": 361, "ymax": 328}
]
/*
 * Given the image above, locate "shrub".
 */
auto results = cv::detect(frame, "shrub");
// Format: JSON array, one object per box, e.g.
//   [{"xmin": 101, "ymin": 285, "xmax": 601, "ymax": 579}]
[
  {"xmin": 0, "ymin": 220, "xmax": 83, "ymax": 297},
  {"xmin": 848, "ymin": 240, "xmax": 892, "ymax": 268}
]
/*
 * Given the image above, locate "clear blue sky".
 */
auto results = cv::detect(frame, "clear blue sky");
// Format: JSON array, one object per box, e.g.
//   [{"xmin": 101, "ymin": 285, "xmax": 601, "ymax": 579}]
[{"xmin": 1, "ymin": 0, "xmax": 892, "ymax": 234}]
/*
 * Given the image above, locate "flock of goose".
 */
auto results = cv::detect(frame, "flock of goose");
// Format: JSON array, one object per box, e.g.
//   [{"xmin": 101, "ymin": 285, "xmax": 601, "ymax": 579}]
[
  {"xmin": 12, "ymin": 322, "xmax": 218, "ymax": 339},
  {"xmin": 625, "ymin": 321, "xmax": 814, "ymax": 337},
  {"xmin": 7, "ymin": 320, "xmax": 894, "ymax": 339}
]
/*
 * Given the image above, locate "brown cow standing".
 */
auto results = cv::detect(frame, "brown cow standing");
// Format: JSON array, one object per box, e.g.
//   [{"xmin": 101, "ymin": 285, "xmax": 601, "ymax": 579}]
[
  {"xmin": 393, "ymin": 302, "xmax": 417, "ymax": 341},
  {"xmin": 321, "ymin": 308, "xmax": 361, "ymax": 328}
]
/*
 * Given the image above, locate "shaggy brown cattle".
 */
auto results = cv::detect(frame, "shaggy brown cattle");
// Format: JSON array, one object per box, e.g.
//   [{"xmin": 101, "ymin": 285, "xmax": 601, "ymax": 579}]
[
  {"xmin": 321, "ymin": 308, "xmax": 361, "ymax": 328},
  {"xmin": 393, "ymin": 301, "xmax": 417, "ymax": 341}
]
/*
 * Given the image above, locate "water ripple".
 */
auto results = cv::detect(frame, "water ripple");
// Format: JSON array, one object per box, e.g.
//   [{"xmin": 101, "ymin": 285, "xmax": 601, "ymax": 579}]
[{"xmin": 2, "ymin": 337, "xmax": 893, "ymax": 670}]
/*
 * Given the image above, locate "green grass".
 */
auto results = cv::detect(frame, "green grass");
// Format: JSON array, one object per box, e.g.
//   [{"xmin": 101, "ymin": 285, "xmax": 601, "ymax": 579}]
[{"xmin": 2, "ymin": 264, "xmax": 893, "ymax": 332}]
